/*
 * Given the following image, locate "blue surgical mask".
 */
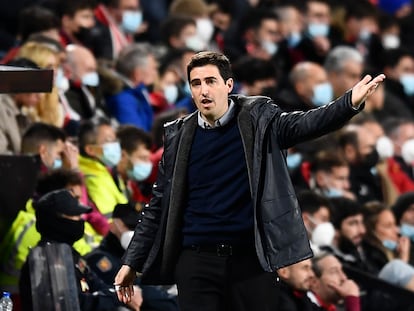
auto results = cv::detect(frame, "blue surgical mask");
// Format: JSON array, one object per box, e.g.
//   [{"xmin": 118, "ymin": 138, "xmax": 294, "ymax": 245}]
[
  {"xmin": 307, "ymin": 23, "xmax": 329, "ymax": 38},
  {"xmin": 287, "ymin": 32, "xmax": 302, "ymax": 48},
  {"xmin": 261, "ymin": 40, "xmax": 278, "ymax": 56},
  {"xmin": 324, "ymin": 188, "xmax": 343, "ymax": 198},
  {"xmin": 312, "ymin": 82, "xmax": 333, "ymax": 107},
  {"xmin": 400, "ymin": 223, "xmax": 414, "ymax": 241},
  {"xmin": 286, "ymin": 153, "xmax": 302, "ymax": 170},
  {"xmin": 100, "ymin": 141, "xmax": 121, "ymax": 167},
  {"xmin": 82, "ymin": 72, "xmax": 99, "ymax": 87},
  {"xmin": 122, "ymin": 10, "xmax": 143, "ymax": 33},
  {"xmin": 55, "ymin": 67, "xmax": 69, "ymax": 92},
  {"xmin": 359, "ymin": 29, "xmax": 371, "ymax": 42},
  {"xmin": 53, "ymin": 158, "xmax": 63, "ymax": 169},
  {"xmin": 127, "ymin": 161, "xmax": 153, "ymax": 181},
  {"xmin": 163, "ymin": 84, "xmax": 178, "ymax": 104},
  {"xmin": 400, "ymin": 74, "xmax": 414, "ymax": 96},
  {"xmin": 382, "ymin": 239, "xmax": 398, "ymax": 251}
]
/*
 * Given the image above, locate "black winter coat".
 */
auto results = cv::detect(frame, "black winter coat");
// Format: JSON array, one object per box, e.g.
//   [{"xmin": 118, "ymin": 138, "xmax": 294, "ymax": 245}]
[{"xmin": 123, "ymin": 92, "xmax": 361, "ymax": 284}]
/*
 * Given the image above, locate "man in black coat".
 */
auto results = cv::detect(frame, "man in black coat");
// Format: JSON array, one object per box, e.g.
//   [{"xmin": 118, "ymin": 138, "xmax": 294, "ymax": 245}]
[{"xmin": 114, "ymin": 51, "xmax": 385, "ymax": 311}]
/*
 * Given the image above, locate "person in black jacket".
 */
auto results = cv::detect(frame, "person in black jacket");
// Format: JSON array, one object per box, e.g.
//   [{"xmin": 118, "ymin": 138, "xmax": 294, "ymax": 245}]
[
  {"xmin": 19, "ymin": 189, "xmax": 142, "ymax": 310},
  {"xmin": 114, "ymin": 51, "xmax": 385, "ymax": 311}
]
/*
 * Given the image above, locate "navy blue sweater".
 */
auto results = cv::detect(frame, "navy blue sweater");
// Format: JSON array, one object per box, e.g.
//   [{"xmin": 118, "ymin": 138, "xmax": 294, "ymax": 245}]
[{"xmin": 182, "ymin": 117, "xmax": 254, "ymax": 247}]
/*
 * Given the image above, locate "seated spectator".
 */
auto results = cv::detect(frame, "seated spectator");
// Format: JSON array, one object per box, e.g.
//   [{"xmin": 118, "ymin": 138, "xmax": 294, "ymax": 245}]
[
  {"xmin": 277, "ymin": 259, "xmax": 319, "ymax": 311},
  {"xmin": 78, "ymin": 118, "xmax": 128, "ymax": 220},
  {"xmin": 275, "ymin": 61, "xmax": 333, "ymax": 112},
  {"xmin": 17, "ymin": 41, "xmax": 64, "ymax": 127},
  {"xmin": 309, "ymin": 252, "xmax": 361, "ymax": 311},
  {"xmin": 309, "ymin": 151, "xmax": 356, "ymax": 200},
  {"xmin": 392, "ymin": 192, "xmax": 414, "ymax": 266},
  {"xmin": 19, "ymin": 189, "xmax": 142, "ymax": 310},
  {"xmin": 362, "ymin": 201, "xmax": 412, "ymax": 276},
  {"xmin": 115, "ymin": 125, "xmax": 154, "ymax": 209},
  {"xmin": 159, "ymin": 15, "xmax": 198, "ymax": 51},
  {"xmin": 106, "ymin": 43, "xmax": 158, "ymax": 132},
  {"xmin": 81, "ymin": 0, "xmax": 148, "ymax": 60}
]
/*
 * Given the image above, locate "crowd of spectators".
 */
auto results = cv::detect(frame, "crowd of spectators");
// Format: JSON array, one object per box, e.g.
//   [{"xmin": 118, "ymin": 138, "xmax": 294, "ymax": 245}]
[{"xmin": 1, "ymin": 0, "xmax": 414, "ymax": 310}]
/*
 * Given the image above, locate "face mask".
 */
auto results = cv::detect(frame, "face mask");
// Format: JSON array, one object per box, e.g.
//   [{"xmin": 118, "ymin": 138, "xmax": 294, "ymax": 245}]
[
  {"xmin": 376, "ymin": 136, "xmax": 394, "ymax": 160},
  {"xmin": 307, "ymin": 23, "xmax": 329, "ymax": 38},
  {"xmin": 37, "ymin": 213, "xmax": 85, "ymax": 245},
  {"xmin": 359, "ymin": 28, "xmax": 372, "ymax": 41},
  {"xmin": 122, "ymin": 10, "xmax": 143, "ymax": 33},
  {"xmin": 120, "ymin": 230, "xmax": 134, "ymax": 250},
  {"xmin": 287, "ymin": 32, "xmax": 302, "ymax": 48},
  {"xmin": 196, "ymin": 18, "xmax": 214, "ymax": 44},
  {"xmin": 311, "ymin": 222, "xmax": 335, "ymax": 247},
  {"xmin": 82, "ymin": 72, "xmax": 99, "ymax": 87},
  {"xmin": 382, "ymin": 239, "xmax": 397, "ymax": 251},
  {"xmin": 401, "ymin": 139, "xmax": 414, "ymax": 165},
  {"xmin": 185, "ymin": 35, "xmax": 205, "ymax": 51},
  {"xmin": 73, "ymin": 26, "xmax": 92, "ymax": 42},
  {"xmin": 312, "ymin": 82, "xmax": 333, "ymax": 106},
  {"xmin": 324, "ymin": 187, "xmax": 343, "ymax": 198},
  {"xmin": 100, "ymin": 141, "xmax": 121, "ymax": 167},
  {"xmin": 55, "ymin": 67, "xmax": 69, "ymax": 92},
  {"xmin": 127, "ymin": 161, "xmax": 153, "ymax": 181},
  {"xmin": 163, "ymin": 84, "xmax": 179, "ymax": 104},
  {"xmin": 286, "ymin": 153, "xmax": 302, "ymax": 170},
  {"xmin": 399, "ymin": 74, "xmax": 414, "ymax": 96},
  {"xmin": 53, "ymin": 158, "xmax": 63, "ymax": 169},
  {"xmin": 382, "ymin": 34, "xmax": 400, "ymax": 49},
  {"xmin": 261, "ymin": 40, "xmax": 278, "ymax": 56},
  {"xmin": 361, "ymin": 149, "xmax": 379, "ymax": 168},
  {"xmin": 400, "ymin": 223, "xmax": 414, "ymax": 241}
]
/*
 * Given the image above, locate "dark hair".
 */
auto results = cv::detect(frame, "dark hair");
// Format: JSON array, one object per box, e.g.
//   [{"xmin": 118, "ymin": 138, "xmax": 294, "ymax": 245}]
[
  {"xmin": 311, "ymin": 150, "xmax": 348, "ymax": 174},
  {"xmin": 187, "ymin": 51, "xmax": 233, "ymax": 83},
  {"xmin": 117, "ymin": 125, "xmax": 152, "ymax": 154},
  {"xmin": 345, "ymin": 1, "xmax": 379, "ymax": 21},
  {"xmin": 381, "ymin": 48, "xmax": 414, "ymax": 69},
  {"xmin": 78, "ymin": 118, "xmax": 111, "ymax": 156},
  {"xmin": 99, "ymin": 0, "xmax": 120, "ymax": 9},
  {"xmin": 5, "ymin": 58, "xmax": 39, "ymax": 69},
  {"xmin": 18, "ymin": 6, "xmax": 60, "ymax": 42},
  {"xmin": 338, "ymin": 130, "xmax": 358, "ymax": 150},
  {"xmin": 241, "ymin": 8, "xmax": 279, "ymax": 35},
  {"xmin": 160, "ymin": 15, "xmax": 196, "ymax": 47},
  {"xmin": 233, "ymin": 56, "xmax": 277, "ymax": 85},
  {"xmin": 21, "ymin": 122, "xmax": 66, "ymax": 154},
  {"xmin": 61, "ymin": 0, "xmax": 96, "ymax": 17},
  {"xmin": 297, "ymin": 190, "xmax": 331, "ymax": 214},
  {"xmin": 35, "ymin": 168, "xmax": 83, "ymax": 196},
  {"xmin": 391, "ymin": 192, "xmax": 414, "ymax": 224},
  {"xmin": 330, "ymin": 197, "xmax": 363, "ymax": 229}
]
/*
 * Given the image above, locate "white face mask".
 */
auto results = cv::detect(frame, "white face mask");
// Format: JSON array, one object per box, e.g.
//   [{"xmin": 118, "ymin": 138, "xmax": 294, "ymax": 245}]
[
  {"xmin": 185, "ymin": 35, "xmax": 205, "ymax": 51},
  {"xmin": 120, "ymin": 230, "xmax": 134, "ymax": 250},
  {"xmin": 196, "ymin": 18, "xmax": 214, "ymax": 45},
  {"xmin": 376, "ymin": 136, "xmax": 394, "ymax": 159},
  {"xmin": 311, "ymin": 222, "xmax": 335, "ymax": 247},
  {"xmin": 163, "ymin": 84, "xmax": 179, "ymax": 104},
  {"xmin": 382, "ymin": 34, "xmax": 400, "ymax": 49},
  {"xmin": 402, "ymin": 139, "xmax": 414, "ymax": 165}
]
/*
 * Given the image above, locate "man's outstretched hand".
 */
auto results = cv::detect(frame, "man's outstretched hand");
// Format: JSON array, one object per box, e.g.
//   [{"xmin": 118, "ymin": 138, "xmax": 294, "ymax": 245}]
[{"xmin": 351, "ymin": 74, "xmax": 386, "ymax": 108}]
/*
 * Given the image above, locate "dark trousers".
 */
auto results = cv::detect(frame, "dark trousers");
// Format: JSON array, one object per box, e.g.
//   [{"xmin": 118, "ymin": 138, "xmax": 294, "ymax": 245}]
[{"xmin": 174, "ymin": 247, "xmax": 280, "ymax": 311}]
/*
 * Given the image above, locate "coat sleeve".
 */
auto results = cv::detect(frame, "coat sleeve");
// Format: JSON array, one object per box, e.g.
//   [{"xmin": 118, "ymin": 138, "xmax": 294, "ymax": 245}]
[
  {"xmin": 274, "ymin": 91, "xmax": 361, "ymax": 149},
  {"xmin": 121, "ymin": 150, "xmax": 166, "ymax": 272}
]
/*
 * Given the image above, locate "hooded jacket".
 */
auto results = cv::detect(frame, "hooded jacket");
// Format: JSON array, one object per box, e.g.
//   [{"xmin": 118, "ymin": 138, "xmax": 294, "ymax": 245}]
[{"xmin": 123, "ymin": 92, "xmax": 360, "ymax": 284}]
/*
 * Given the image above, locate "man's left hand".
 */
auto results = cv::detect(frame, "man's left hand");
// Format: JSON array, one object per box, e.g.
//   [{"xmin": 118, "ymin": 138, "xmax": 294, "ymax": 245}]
[{"xmin": 351, "ymin": 74, "xmax": 386, "ymax": 108}]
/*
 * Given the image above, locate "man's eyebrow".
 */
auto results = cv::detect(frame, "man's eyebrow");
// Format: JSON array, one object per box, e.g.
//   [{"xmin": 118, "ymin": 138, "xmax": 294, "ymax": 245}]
[{"xmin": 190, "ymin": 76, "xmax": 217, "ymax": 84}]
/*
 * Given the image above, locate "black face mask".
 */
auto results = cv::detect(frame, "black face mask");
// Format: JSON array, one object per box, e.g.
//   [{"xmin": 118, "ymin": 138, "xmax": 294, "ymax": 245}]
[
  {"xmin": 36, "ymin": 212, "xmax": 85, "ymax": 245},
  {"xmin": 73, "ymin": 26, "xmax": 92, "ymax": 43},
  {"xmin": 361, "ymin": 149, "xmax": 380, "ymax": 168}
]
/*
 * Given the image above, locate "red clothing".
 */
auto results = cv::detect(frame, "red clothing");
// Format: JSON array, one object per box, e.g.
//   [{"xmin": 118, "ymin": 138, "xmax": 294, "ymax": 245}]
[{"xmin": 387, "ymin": 157, "xmax": 414, "ymax": 193}]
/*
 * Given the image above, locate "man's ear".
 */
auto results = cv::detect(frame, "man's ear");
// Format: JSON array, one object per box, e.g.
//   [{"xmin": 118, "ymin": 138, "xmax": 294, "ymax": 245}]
[
  {"xmin": 277, "ymin": 267, "xmax": 289, "ymax": 280},
  {"xmin": 84, "ymin": 144, "xmax": 98, "ymax": 157},
  {"xmin": 226, "ymin": 78, "xmax": 234, "ymax": 93}
]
